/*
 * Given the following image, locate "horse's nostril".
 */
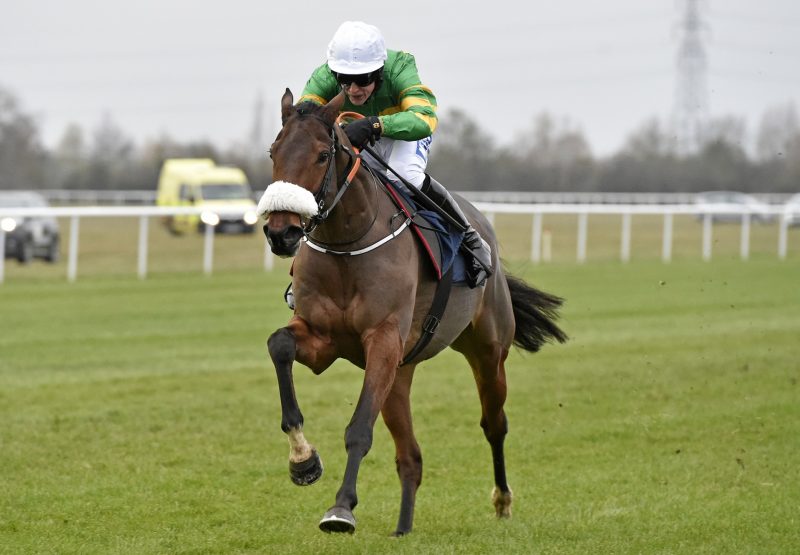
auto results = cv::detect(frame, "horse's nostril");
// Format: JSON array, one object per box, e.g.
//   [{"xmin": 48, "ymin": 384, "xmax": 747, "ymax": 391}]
[
  {"xmin": 284, "ymin": 226, "xmax": 304, "ymax": 246},
  {"xmin": 265, "ymin": 225, "xmax": 304, "ymax": 256}
]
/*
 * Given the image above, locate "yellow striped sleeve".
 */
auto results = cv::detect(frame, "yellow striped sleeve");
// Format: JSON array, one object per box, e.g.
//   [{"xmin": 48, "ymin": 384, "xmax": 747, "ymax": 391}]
[
  {"xmin": 412, "ymin": 111, "xmax": 438, "ymax": 133},
  {"xmin": 398, "ymin": 85, "xmax": 435, "ymax": 98},
  {"xmin": 298, "ymin": 93, "xmax": 327, "ymax": 106},
  {"xmin": 400, "ymin": 96, "xmax": 436, "ymax": 112}
]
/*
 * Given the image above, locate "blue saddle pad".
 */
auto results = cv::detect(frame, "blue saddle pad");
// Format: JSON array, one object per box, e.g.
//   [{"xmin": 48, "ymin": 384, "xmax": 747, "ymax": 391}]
[{"xmin": 389, "ymin": 185, "xmax": 467, "ymax": 283}]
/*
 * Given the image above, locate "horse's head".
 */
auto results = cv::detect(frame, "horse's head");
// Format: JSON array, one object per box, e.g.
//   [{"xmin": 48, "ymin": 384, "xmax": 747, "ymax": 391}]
[{"xmin": 258, "ymin": 89, "xmax": 346, "ymax": 257}]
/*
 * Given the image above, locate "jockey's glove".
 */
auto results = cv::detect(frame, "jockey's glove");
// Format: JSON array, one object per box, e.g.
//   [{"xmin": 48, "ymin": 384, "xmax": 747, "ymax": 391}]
[{"xmin": 344, "ymin": 117, "xmax": 382, "ymax": 149}]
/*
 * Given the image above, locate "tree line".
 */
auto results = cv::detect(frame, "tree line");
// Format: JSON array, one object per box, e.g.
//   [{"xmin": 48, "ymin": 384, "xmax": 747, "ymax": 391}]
[
  {"xmin": 2, "ymin": 85, "xmax": 799, "ymax": 193},
  {"xmin": 428, "ymin": 107, "xmax": 800, "ymax": 193}
]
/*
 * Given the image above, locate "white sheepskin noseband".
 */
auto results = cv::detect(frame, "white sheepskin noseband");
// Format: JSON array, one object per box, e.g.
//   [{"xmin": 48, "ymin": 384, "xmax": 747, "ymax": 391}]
[{"xmin": 257, "ymin": 181, "xmax": 319, "ymax": 219}]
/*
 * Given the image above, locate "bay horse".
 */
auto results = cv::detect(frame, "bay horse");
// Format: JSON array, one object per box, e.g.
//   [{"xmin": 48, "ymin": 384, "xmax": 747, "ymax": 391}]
[{"xmin": 260, "ymin": 89, "xmax": 566, "ymax": 536}]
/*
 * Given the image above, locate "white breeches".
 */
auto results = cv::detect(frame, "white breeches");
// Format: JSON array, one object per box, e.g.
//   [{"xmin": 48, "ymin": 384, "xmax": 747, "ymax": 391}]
[{"xmin": 361, "ymin": 135, "xmax": 433, "ymax": 189}]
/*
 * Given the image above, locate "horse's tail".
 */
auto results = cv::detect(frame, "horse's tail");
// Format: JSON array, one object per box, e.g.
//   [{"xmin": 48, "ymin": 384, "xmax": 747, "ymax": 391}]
[{"xmin": 505, "ymin": 272, "xmax": 568, "ymax": 352}]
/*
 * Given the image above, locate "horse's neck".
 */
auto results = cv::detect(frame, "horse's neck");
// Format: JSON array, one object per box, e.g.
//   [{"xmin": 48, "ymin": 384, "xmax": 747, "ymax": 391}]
[{"xmin": 309, "ymin": 163, "xmax": 382, "ymax": 246}]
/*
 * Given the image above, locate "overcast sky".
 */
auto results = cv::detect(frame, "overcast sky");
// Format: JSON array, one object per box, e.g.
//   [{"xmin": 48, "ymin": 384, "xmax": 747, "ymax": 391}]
[{"xmin": 1, "ymin": 0, "xmax": 799, "ymax": 156}]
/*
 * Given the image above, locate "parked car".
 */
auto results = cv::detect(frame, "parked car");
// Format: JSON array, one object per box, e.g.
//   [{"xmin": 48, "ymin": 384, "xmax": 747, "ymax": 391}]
[
  {"xmin": 784, "ymin": 193, "xmax": 800, "ymax": 226},
  {"xmin": 0, "ymin": 192, "xmax": 60, "ymax": 263},
  {"xmin": 694, "ymin": 191, "xmax": 775, "ymax": 223}
]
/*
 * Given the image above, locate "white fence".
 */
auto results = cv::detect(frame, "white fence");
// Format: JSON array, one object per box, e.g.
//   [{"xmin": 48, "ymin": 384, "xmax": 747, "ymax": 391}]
[
  {"xmin": 473, "ymin": 202, "xmax": 793, "ymax": 265},
  {"xmin": 25, "ymin": 189, "xmax": 796, "ymax": 206},
  {"xmin": 0, "ymin": 204, "xmax": 795, "ymax": 284},
  {"xmin": 0, "ymin": 206, "xmax": 272, "ymax": 284}
]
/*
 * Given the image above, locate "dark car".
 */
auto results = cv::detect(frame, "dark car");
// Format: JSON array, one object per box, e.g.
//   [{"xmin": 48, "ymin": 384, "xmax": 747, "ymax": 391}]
[{"xmin": 0, "ymin": 192, "xmax": 60, "ymax": 263}]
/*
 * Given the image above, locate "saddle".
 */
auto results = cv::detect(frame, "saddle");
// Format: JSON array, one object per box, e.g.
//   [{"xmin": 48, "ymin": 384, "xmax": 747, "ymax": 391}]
[{"xmin": 378, "ymin": 174, "xmax": 468, "ymax": 284}]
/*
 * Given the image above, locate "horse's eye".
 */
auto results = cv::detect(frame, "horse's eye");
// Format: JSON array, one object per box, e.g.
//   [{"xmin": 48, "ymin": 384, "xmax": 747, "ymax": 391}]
[{"xmin": 318, "ymin": 151, "xmax": 330, "ymax": 163}]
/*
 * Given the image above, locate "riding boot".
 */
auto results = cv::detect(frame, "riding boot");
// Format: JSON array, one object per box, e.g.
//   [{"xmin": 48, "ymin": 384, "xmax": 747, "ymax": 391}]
[{"xmin": 421, "ymin": 175, "xmax": 493, "ymax": 288}]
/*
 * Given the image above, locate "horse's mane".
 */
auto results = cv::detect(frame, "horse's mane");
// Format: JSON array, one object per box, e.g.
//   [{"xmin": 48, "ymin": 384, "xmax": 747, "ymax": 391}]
[
  {"xmin": 290, "ymin": 100, "xmax": 334, "ymax": 130},
  {"xmin": 295, "ymin": 101, "xmax": 325, "ymax": 117}
]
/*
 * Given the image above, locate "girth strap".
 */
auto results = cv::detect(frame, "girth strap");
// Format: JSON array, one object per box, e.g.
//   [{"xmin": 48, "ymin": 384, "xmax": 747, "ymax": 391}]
[{"xmin": 401, "ymin": 266, "xmax": 454, "ymax": 366}]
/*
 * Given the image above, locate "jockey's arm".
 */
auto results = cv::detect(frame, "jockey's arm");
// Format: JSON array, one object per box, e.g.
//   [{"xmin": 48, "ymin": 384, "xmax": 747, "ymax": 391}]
[{"xmin": 378, "ymin": 52, "xmax": 438, "ymax": 141}]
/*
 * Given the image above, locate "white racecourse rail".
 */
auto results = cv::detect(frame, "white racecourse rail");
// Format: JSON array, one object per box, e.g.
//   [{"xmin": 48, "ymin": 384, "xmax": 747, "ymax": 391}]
[{"xmin": 0, "ymin": 204, "xmax": 794, "ymax": 284}]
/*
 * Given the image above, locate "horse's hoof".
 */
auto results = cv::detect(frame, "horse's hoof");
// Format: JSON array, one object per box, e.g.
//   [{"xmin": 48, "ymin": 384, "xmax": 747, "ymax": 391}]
[
  {"xmin": 319, "ymin": 507, "xmax": 356, "ymax": 534},
  {"xmin": 391, "ymin": 529, "xmax": 410, "ymax": 537},
  {"xmin": 289, "ymin": 449, "xmax": 323, "ymax": 486},
  {"xmin": 492, "ymin": 486, "xmax": 513, "ymax": 518}
]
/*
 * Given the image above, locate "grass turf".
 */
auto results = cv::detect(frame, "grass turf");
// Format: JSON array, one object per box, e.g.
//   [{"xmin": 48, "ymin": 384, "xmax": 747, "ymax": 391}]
[{"xmin": 1, "ymin": 256, "xmax": 798, "ymax": 553}]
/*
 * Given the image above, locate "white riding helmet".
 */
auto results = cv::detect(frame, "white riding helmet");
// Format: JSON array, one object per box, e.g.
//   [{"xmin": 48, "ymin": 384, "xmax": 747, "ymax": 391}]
[{"xmin": 326, "ymin": 21, "xmax": 387, "ymax": 75}]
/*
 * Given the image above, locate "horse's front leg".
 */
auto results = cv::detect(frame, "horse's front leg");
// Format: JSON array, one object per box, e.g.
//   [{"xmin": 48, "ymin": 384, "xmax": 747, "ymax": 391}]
[
  {"xmin": 319, "ymin": 320, "xmax": 403, "ymax": 534},
  {"xmin": 267, "ymin": 318, "xmax": 336, "ymax": 486}
]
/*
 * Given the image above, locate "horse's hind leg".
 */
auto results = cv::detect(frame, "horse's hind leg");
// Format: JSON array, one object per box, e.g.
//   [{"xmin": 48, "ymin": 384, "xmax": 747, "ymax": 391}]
[
  {"xmin": 380, "ymin": 364, "xmax": 421, "ymax": 536},
  {"xmin": 464, "ymin": 343, "xmax": 514, "ymax": 518}
]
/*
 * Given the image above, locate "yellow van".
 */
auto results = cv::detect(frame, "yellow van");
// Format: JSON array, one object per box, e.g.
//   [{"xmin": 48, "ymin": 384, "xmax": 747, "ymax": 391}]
[{"xmin": 156, "ymin": 158, "xmax": 259, "ymax": 234}]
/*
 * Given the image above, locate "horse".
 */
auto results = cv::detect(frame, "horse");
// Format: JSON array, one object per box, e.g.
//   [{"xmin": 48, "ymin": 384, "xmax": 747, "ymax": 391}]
[{"xmin": 260, "ymin": 88, "xmax": 567, "ymax": 536}]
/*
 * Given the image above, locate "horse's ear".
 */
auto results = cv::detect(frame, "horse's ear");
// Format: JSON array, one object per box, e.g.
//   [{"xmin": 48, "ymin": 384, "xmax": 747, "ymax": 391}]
[
  {"xmin": 320, "ymin": 92, "xmax": 346, "ymax": 126},
  {"xmin": 281, "ymin": 88, "xmax": 294, "ymax": 125}
]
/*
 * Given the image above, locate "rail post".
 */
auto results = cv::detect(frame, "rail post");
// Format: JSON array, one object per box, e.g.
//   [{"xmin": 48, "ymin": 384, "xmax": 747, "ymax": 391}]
[
  {"xmin": 740, "ymin": 213, "xmax": 751, "ymax": 260},
  {"xmin": 67, "ymin": 216, "xmax": 80, "ymax": 282},
  {"xmin": 0, "ymin": 230, "xmax": 5, "ymax": 283},
  {"xmin": 778, "ymin": 213, "xmax": 788, "ymax": 260},
  {"xmin": 531, "ymin": 212, "xmax": 543, "ymax": 263},
  {"xmin": 138, "ymin": 215, "xmax": 149, "ymax": 279},
  {"xmin": 702, "ymin": 214, "xmax": 712, "ymax": 261},
  {"xmin": 203, "ymin": 224, "xmax": 214, "ymax": 275},
  {"xmin": 620, "ymin": 213, "xmax": 631, "ymax": 263},
  {"xmin": 577, "ymin": 212, "xmax": 588, "ymax": 264},
  {"xmin": 264, "ymin": 238, "xmax": 274, "ymax": 271},
  {"xmin": 662, "ymin": 213, "xmax": 673, "ymax": 263}
]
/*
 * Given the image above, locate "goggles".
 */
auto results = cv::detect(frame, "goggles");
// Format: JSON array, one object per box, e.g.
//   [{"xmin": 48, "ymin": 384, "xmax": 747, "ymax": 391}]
[{"xmin": 332, "ymin": 69, "xmax": 380, "ymax": 88}]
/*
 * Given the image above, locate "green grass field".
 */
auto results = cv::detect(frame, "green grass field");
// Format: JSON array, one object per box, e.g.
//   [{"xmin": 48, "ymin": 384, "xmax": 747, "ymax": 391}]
[{"xmin": 1, "ymin": 218, "xmax": 799, "ymax": 553}]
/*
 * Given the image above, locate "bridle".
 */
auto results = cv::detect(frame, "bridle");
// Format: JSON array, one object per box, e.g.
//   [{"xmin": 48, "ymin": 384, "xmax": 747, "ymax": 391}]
[{"xmin": 302, "ymin": 115, "xmax": 361, "ymax": 235}]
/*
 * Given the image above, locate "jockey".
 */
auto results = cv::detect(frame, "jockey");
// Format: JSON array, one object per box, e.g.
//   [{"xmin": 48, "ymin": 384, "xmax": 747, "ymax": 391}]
[{"xmin": 298, "ymin": 21, "xmax": 493, "ymax": 288}]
